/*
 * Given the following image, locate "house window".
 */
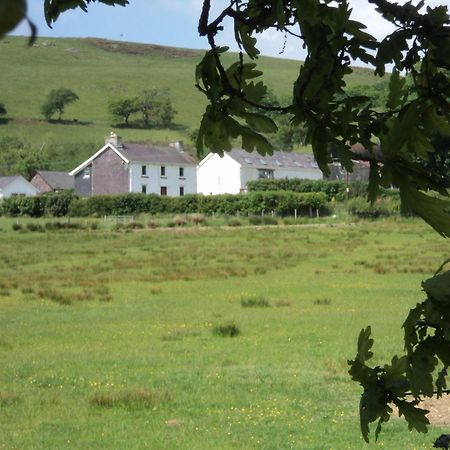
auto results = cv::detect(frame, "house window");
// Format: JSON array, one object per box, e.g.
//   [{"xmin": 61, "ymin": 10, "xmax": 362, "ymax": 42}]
[
  {"xmin": 160, "ymin": 166, "xmax": 166, "ymax": 177},
  {"xmin": 179, "ymin": 186, "xmax": 184, "ymax": 196},
  {"xmin": 142, "ymin": 185, "xmax": 147, "ymax": 194},
  {"xmin": 179, "ymin": 167, "xmax": 184, "ymax": 178},
  {"xmin": 83, "ymin": 166, "xmax": 91, "ymax": 179},
  {"xmin": 257, "ymin": 169, "xmax": 274, "ymax": 179},
  {"xmin": 141, "ymin": 165, "xmax": 147, "ymax": 177},
  {"xmin": 160, "ymin": 186, "xmax": 167, "ymax": 196}
]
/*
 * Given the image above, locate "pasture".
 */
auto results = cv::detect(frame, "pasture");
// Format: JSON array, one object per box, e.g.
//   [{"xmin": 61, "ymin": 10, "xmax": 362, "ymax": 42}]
[{"xmin": 0, "ymin": 217, "xmax": 449, "ymax": 449}]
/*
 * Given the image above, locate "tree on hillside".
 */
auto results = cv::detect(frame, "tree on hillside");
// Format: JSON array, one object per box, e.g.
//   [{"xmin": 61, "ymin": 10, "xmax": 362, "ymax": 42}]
[
  {"xmin": 1, "ymin": 0, "xmax": 449, "ymax": 443},
  {"xmin": 41, "ymin": 88, "xmax": 79, "ymax": 121},
  {"xmin": 108, "ymin": 96, "xmax": 139, "ymax": 126},
  {"xmin": 0, "ymin": 136, "xmax": 50, "ymax": 179},
  {"xmin": 0, "ymin": 102, "xmax": 6, "ymax": 116},
  {"xmin": 137, "ymin": 89, "xmax": 176, "ymax": 128}
]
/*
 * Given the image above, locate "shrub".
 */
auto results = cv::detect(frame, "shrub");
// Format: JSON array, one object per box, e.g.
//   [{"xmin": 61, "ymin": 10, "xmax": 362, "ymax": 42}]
[
  {"xmin": 228, "ymin": 218, "xmax": 241, "ymax": 227},
  {"xmin": 262, "ymin": 216, "xmax": 278, "ymax": 225},
  {"xmin": 26, "ymin": 223, "xmax": 45, "ymax": 232},
  {"xmin": 247, "ymin": 178, "xmax": 346, "ymax": 200},
  {"xmin": 347, "ymin": 197, "xmax": 399, "ymax": 218},
  {"xmin": 12, "ymin": 223, "xmax": 22, "ymax": 231},
  {"xmin": 213, "ymin": 322, "xmax": 240, "ymax": 337},
  {"xmin": 248, "ymin": 215, "xmax": 262, "ymax": 225},
  {"xmin": 241, "ymin": 296, "xmax": 271, "ymax": 307}
]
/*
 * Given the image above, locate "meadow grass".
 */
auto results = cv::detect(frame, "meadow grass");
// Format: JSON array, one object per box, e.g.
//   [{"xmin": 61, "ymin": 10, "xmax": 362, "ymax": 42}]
[{"xmin": 0, "ymin": 217, "xmax": 449, "ymax": 449}]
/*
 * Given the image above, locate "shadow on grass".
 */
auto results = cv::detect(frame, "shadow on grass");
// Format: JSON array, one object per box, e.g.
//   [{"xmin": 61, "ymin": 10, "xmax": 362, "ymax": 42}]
[
  {"xmin": 46, "ymin": 119, "xmax": 92, "ymax": 126},
  {"xmin": 114, "ymin": 122, "xmax": 188, "ymax": 131},
  {"xmin": 0, "ymin": 118, "xmax": 12, "ymax": 125}
]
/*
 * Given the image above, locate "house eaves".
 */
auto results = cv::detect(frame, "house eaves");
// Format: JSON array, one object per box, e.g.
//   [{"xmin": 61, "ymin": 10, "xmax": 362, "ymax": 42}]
[{"xmin": 69, "ymin": 144, "xmax": 129, "ymax": 176}]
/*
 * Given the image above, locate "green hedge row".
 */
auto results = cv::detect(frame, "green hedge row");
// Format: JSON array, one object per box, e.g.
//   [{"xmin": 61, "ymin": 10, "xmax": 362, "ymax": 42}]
[
  {"xmin": 247, "ymin": 178, "xmax": 346, "ymax": 199},
  {"xmin": 1, "ymin": 191, "xmax": 76, "ymax": 217},
  {"xmin": 246, "ymin": 178, "xmax": 399, "ymax": 201},
  {"xmin": 1, "ymin": 191, "xmax": 330, "ymax": 218}
]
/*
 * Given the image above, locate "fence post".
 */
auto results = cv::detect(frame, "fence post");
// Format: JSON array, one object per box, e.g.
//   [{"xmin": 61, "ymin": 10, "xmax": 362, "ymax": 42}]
[{"xmin": 294, "ymin": 209, "xmax": 297, "ymax": 219}]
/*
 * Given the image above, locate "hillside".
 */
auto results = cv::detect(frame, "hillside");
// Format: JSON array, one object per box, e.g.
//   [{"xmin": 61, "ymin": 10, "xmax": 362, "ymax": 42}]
[{"xmin": 0, "ymin": 36, "xmax": 382, "ymax": 171}]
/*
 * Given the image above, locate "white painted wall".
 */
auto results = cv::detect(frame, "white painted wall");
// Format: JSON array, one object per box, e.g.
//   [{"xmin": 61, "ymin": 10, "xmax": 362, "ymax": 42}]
[
  {"xmin": 198, "ymin": 153, "xmax": 324, "ymax": 194},
  {"xmin": 197, "ymin": 153, "xmax": 242, "ymax": 195},
  {"xmin": 129, "ymin": 163, "xmax": 196, "ymax": 196},
  {"xmin": 0, "ymin": 177, "xmax": 40, "ymax": 199}
]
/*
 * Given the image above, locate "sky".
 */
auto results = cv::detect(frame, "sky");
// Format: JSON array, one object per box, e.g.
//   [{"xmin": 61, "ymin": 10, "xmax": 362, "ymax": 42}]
[{"xmin": 11, "ymin": 1, "xmax": 448, "ymax": 62}]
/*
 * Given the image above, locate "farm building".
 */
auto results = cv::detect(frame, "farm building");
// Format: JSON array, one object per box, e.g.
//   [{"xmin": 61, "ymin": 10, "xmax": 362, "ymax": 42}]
[
  {"xmin": 0, "ymin": 175, "xmax": 40, "ymax": 199},
  {"xmin": 197, "ymin": 149, "xmax": 323, "ymax": 195},
  {"xmin": 70, "ymin": 134, "xmax": 197, "ymax": 197},
  {"xmin": 30, "ymin": 171, "xmax": 74, "ymax": 194}
]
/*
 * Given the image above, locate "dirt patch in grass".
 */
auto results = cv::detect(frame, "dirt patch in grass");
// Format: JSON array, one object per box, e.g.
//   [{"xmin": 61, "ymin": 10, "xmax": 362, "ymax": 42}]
[
  {"xmin": 85, "ymin": 38, "xmax": 200, "ymax": 58},
  {"xmin": 421, "ymin": 395, "xmax": 450, "ymax": 426},
  {"xmin": 393, "ymin": 395, "xmax": 450, "ymax": 427}
]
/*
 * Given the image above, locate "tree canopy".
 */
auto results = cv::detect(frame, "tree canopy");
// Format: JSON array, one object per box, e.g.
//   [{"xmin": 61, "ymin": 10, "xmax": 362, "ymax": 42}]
[
  {"xmin": 41, "ymin": 87, "xmax": 79, "ymax": 121},
  {"xmin": 1, "ymin": 0, "xmax": 449, "ymax": 443}
]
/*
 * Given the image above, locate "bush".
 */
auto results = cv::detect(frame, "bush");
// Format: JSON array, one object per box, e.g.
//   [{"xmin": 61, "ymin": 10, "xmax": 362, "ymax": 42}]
[
  {"xmin": 347, "ymin": 197, "xmax": 399, "ymax": 218},
  {"xmin": 228, "ymin": 218, "xmax": 241, "ymax": 227},
  {"xmin": 262, "ymin": 216, "xmax": 278, "ymax": 225},
  {"xmin": 247, "ymin": 178, "xmax": 345, "ymax": 200},
  {"xmin": 248, "ymin": 215, "xmax": 262, "ymax": 225},
  {"xmin": 26, "ymin": 223, "xmax": 44, "ymax": 232}
]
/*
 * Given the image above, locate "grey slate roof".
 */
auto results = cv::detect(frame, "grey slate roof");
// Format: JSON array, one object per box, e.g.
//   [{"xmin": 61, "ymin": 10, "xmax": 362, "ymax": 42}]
[
  {"xmin": 36, "ymin": 171, "xmax": 74, "ymax": 189},
  {"xmin": 227, "ymin": 149, "xmax": 319, "ymax": 170},
  {"xmin": 0, "ymin": 176, "xmax": 20, "ymax": 189},
  {"xmin": 120, "ymin": 143, "xmax": 196, "ymax": 165}
]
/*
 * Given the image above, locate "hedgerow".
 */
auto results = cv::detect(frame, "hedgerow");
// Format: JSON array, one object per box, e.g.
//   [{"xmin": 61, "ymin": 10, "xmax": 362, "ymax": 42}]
[{"xmin": 1, "ymin": 191, "xmax": 330, "ymax": 218}]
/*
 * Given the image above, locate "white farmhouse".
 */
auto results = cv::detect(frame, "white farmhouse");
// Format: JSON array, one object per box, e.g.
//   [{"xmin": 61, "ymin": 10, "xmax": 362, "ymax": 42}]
[
  {"xmin": 70, "ymin": 134, "xmax": 197, "ymax": 197},
  {"xmin": 197, "ymin": 149, "xmax": 323, "ymax": 195},
  {"xmin": 0, "ymin": 175, "xmax": 40, "ymax": 199}
]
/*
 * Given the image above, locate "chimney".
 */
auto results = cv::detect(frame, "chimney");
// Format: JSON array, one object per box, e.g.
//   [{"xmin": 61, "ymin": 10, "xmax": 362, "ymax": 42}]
[
  {"xmin": 105, "ymin": 132, "xmax": 123, "ymax": 148},
  {"xmin": 169, "ymin": 140, "xmax": 184, "ymax": 152}
]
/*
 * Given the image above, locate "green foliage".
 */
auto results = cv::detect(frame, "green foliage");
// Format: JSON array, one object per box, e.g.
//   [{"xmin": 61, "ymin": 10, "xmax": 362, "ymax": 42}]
[
  {"xmin": 0, "ymin": 102, "xmax": 6, "ymax": 116},
  {"xmin": 0, "ymin": 136, "xmax": 50, "ymax": 179},
  {"xmin": 37, "ymin": 191, "xmax": 329, "ymax": 218},
  {"xmin": 108, "ymin": 96, "xmax": 139, "ymax": 125},
  {"xmin": 41, "ymin": 87, "xmax": 79, "ymax": 121},
  {"xmin": 196, "ymin": 0, "xmax": 450, "ymax": 237},
  {"xmin": 348, "ymin": 262, "xmax": 450, "ymax": 442},
  {"xmin": 136, "ymin": 89, "xmax": 176, "ymax": 128},
  {"xmin": 2, "ymin": 191, "xmax": 77, "ymax": 217},
  {"xmin": 247, "ymin": 178, "xmax": 345, "ymax": 200},
  {"xmin": 347, "ymin": 197, "xmax": 399, "ymax": 219}
]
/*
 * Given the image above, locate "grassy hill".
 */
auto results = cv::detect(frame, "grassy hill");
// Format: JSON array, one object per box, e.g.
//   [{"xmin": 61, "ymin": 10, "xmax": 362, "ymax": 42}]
[{"xmin": 0, "ymin": 36, "xmax": 382, "ymax": 171}]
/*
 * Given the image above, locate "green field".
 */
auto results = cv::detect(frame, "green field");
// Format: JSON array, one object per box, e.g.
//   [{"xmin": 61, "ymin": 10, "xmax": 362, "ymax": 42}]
[
  {"xmin": 1, "ymin": 217, "xmax": 449, "ymax": 449},
  {"xmin": 0, "ymin": 36, "xmax": 382, "ymax": 169}
]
